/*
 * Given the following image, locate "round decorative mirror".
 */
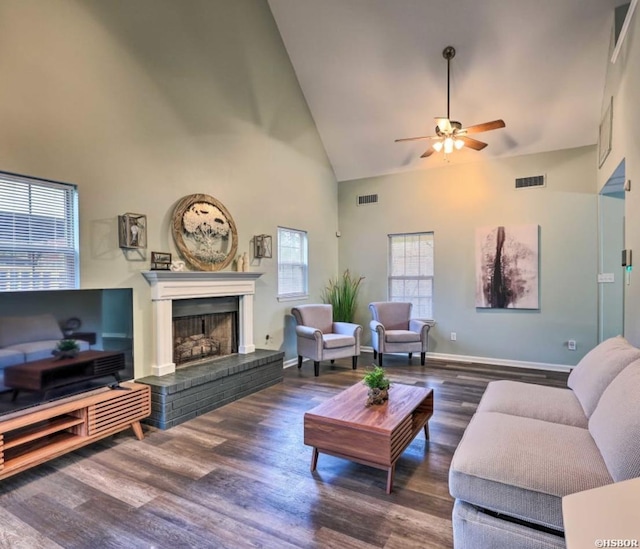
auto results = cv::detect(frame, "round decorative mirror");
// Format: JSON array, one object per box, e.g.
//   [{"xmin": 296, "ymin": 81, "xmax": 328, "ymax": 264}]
[{"xmin": 171, "ymin": 193, "xmax": 238, "ymax": 271}]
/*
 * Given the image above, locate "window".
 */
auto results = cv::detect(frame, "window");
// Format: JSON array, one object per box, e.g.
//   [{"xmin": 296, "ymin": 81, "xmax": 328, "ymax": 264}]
[
  {"xmin": 388, "ymin": 232, "xmax": 434, "ymax": 318},
  {"xmin": 0, "ymin": 172, "xmax": 79, "ymax": 292},
  {"xmin": 277, "ymin": 226, "xmax": 308, "ymax": 299}
]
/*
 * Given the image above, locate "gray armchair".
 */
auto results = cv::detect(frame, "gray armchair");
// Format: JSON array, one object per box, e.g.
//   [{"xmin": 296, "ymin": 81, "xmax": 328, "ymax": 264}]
[
  {"xmin": 369, "ymin": 301, "xmax": 434, "ymax": 366},
  {"xmin": 291, "ymin": 304, "xmax": 362, "ymax": 377}
]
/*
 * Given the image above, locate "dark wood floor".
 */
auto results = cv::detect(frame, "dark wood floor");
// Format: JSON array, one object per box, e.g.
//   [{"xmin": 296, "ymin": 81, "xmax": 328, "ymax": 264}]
[{"xmin": 0, "ymin": 352, "xmax": 569, "ymax": 549}]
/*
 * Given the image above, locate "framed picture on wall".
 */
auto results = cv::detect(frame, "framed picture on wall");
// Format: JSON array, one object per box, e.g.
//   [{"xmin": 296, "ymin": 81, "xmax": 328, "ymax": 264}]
[
  {"xmin": 598, "ymin": 97, "xmax": 613, "ymax": 168},
  {"xmin": 475, "ymin": 224, "xmax": 539, "ymax": 309},
  {"xmin": 151, "ymin": 252, "xmax": 172, "ymax": 270}
]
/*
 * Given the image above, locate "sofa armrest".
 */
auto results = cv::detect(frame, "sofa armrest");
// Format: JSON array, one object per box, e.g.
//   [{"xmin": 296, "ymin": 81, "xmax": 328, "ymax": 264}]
[
  {"xmin": 410, "ymin": 318, "xmax": 434, "ymax": 335},
  {"xmin": 333, "ymin": 322, "xmax": 361, "ymax": 337},
  {"xmin": 295, "ymin": 325, "xmax": 323, "ymax": 340},
  {"xmin": 369, "ymin": 319, "xmax": 385, "ymax": 333}
]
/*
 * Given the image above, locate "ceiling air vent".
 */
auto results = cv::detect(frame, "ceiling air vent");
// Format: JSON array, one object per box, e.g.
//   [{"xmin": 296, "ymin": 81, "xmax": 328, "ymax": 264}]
[
  {"xmin": 515, "ymin": 175, "xmax": 545, "ymax": 190},
  {"xmin": 357, "ymin": 193, "xmax": 378, "ymax": 206}
]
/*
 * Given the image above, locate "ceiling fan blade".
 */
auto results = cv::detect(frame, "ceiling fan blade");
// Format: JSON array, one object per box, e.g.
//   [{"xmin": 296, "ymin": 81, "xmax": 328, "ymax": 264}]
[
  {"xmin": 420, "ymin": 147, "xmax": 435, "ymax": 158},
  {"xmin": 461, "ymin": 119, "xmax": 505, "ymax": 134},
  {"xmin": 435, "ymin": 117, "xmax": 452, "ymax": 134},
  {"xmin": 459, "ymin": 135, "xmax": 488, "ymax": 150},
  {"xmin": 395, "ymin": 135, "xmax": 439, "ymax": 142}
]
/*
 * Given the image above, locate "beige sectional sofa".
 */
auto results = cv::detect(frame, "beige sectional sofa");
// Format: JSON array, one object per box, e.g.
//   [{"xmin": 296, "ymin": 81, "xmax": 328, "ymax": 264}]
[{"xmin": 449, "ymin": 336, "xmax": 640, "ymax": 549}]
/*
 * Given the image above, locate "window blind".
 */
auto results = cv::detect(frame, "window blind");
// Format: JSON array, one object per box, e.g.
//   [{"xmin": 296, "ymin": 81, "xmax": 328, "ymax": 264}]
[
  {"xmin": 0, "ymin": 172, "xmax": 79, "ymax": 291},
  {"xmin": 278, "ymin": 226, "xmax": 308, "ymax": 298},
  {"xmin": 388, "ymin": 232, "xmax": 434, "ymax": 318}
]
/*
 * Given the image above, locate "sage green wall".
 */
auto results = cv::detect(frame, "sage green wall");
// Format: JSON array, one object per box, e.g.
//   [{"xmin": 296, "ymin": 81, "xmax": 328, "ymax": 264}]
[
  {"xmin": 0, "ymin": 0, "xmax": 338, "ymax": 375},
  {"xmin": 338, "ymin": 146, "xmax": 598, "ymax": 367},
  {"xmin": 597, "ymin": 9, "xmax": 640, "ymax": 347},
  {"xmin": 598, "ymin": 192, "xmax": 625, "ymax": 341}
]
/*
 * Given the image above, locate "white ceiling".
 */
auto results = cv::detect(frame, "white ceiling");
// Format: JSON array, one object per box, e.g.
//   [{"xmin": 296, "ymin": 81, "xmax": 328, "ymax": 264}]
[{"xmin": 268, "ymin": 0, "xmax": 621, "ymax": 182}]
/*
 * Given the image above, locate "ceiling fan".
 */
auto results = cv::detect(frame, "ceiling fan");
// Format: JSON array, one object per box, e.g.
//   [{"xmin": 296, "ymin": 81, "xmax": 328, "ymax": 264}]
[{"xmin": 396, "ymin": 46, "xmax": 505, "ymax": 158}]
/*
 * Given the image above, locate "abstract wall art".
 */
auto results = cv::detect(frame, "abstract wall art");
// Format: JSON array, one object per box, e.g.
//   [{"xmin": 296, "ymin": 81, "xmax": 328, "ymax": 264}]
[{"xmin": 475, "ymin": 224, "xmax": 539, "ymax": 309}]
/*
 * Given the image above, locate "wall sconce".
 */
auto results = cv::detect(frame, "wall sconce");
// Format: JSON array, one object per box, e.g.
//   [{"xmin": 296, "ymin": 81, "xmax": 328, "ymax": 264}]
[
  {"xmin": 118, "ymin": 213, "xmax": 147, "ymax": 249},
  {"xmin": 254, "ymin": 234, "xmax": 272, "ymax": 258}
]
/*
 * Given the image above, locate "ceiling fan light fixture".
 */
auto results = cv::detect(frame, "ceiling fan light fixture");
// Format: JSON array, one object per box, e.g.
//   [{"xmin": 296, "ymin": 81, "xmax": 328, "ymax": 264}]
[
  {"xmin": 444, "ymin": 137, "xmax": 454, "ymax": 154},
  {"xmin": 455, "ymin": 138, "xmax": 464, "ymax": 150},
  {"xmin": 432, "ymin": 140, "xmax": 443, "ymax": 152}
]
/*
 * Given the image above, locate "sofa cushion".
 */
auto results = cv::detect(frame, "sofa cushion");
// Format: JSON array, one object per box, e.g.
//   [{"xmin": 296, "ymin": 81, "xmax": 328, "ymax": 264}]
[
  {"xmin": 477, "ymin": 380, "xmax": 588, "ymax": 428},
  {"xmin": 385, "ymin": 330, "xmax": 421, "ymax": 343},
  {"xmin": 452, "ymin": 500, "xmax": 566, "ymax": 549},
  {"xmin": 567, "ymin": 335, "xmax": 640, "ymax": 417},
  {"xmin": 369, "ymin": 302, "xmax": 411, "ymax": 330},
  {"xmin": 589, "ymin": 360, "xmax": 640, "ymax": 482},
  {"xmin": 0, "ymin": 314, "xmax": 63, "ymax": 348},
  {"xmin": 449, "ymin": 412, "xmax": 612, "ymax": 531},
  {"xmin": 291, "ymin": 305, "xmax": 333, "ymax": 335},
  {"xmin": 0, "ymin": 349, "xmax": 24, "ymax": 368},
  {"xmin": 322, "ymin": 333, "xmax": 356, "ymax": 349}
]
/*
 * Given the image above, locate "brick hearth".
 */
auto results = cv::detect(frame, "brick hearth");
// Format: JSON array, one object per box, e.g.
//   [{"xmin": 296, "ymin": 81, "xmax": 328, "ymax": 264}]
[{"xmin": 136, "ymin": 349, "xmax": 284, "ymax": 429}]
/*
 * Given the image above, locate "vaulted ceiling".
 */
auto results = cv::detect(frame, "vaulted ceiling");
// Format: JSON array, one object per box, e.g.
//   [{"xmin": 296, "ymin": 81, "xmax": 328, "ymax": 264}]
[{"xmin": 268, "ymin": 0, "xmax": 621, "ymax": 182}]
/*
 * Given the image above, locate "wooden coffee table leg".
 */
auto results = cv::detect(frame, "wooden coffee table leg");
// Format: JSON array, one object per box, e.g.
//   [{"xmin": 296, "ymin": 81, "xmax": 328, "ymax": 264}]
[
  {"xmin": 386, "ymin": 464, "xmax": 395, "ymax": 494},
  {"xmin": 424, "ymin": 422, "xmax": 430, "ymax": 440},
  {"xmin": 310, "ymin": 447, "xmax": 319, "ymax": 472}
]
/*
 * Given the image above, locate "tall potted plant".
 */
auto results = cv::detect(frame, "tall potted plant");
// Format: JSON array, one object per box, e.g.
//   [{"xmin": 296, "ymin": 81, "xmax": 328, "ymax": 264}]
[{"xmin": 321, "ymin": 269, "xmax": 364, "ymax": 322}]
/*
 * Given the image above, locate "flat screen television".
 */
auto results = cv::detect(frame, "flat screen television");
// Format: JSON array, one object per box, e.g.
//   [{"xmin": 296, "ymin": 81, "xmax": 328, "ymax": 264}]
[{"xmin": 0, "ymin": 288, "xmax": 134, "ymax": 418}]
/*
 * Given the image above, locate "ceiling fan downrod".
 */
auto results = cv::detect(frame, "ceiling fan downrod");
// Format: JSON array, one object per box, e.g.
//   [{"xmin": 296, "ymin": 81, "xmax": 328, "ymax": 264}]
[{"xmin": 443, "ymin": 46, "xmax": 456, "ymax": 121}]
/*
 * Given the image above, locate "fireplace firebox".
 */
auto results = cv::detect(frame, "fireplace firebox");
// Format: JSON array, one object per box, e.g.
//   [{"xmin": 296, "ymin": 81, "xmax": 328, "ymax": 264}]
[{"xmin": 172, "ymin": 297, "xmax": 238, "ymax": 367}]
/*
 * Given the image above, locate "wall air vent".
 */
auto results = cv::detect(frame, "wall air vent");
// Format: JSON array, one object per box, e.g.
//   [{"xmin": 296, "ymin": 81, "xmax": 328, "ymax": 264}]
[
  {"xmin": 515, "ymin": 175, "xmax": 545, "ymax": 190},
  {"xmin": 357, "ymin": 193, "xmax": 378, "ymax": 206}
]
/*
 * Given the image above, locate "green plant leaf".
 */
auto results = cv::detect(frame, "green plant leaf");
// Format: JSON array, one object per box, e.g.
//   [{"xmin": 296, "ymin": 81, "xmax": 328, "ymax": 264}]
[
  {"xmin": 363, "ymin": 365, "xmax": 390, "ymax": 390},
  {"xmin": 321, "ymin": 269, "xmax": 364, "ymax": 322}
]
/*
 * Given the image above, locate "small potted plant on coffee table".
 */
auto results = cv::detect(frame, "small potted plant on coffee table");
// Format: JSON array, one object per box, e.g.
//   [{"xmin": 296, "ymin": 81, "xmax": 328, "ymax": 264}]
[
  {"xmin": 363, "ymin": 365, "xmax": 390, "ymax": 407},
  {"xmin": 52, "ymin": 339, "xmax": 81, "ymax": 360}
]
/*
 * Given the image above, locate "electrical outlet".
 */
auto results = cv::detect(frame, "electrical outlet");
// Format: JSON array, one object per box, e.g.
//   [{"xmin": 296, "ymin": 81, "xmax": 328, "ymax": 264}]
[
  {"xmin": 450, "ymin": 332, "xmax": 457, "ymax": 341},
  {"xmin": 568, "ymin": 339, "xmax": 576, "ymax": 351}
]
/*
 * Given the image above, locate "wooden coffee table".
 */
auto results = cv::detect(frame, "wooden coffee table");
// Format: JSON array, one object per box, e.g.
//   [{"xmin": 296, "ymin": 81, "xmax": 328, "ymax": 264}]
[{"xmin": 304, "ymin": 382, "xmax": 433, "ymax": 493}]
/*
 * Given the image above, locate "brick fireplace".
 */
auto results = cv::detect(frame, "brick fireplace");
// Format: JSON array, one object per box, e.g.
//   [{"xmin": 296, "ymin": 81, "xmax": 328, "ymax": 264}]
[{"xmin": 139, "ymin": 270, "xmax": 284, "ymax": 429}]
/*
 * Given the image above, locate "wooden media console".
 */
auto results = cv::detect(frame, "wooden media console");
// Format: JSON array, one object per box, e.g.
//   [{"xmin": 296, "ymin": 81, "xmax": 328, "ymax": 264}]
[{"xmin": 0, "ymin": 381, "xmax": 151, "ymax": 480}]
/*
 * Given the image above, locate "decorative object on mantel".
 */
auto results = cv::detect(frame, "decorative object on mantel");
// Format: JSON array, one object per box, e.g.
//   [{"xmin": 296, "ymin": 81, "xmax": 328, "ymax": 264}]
[
  {"xmin": 171, "ymin": 193, "xmax": 238, "ymax": 271},
  {"xmin": 52, "ymin": 338, "xmax": 80, "ymax": 360},
  {"xmin": 253, "ymin": 234, "xmax": 272, "ymax": 258},
  {"xmin": 170, "ymin": 259, "xmax": 186, "ymax": 272},
  {"xmin": 236, "ymin": 252, "xmax": 250, "ymax": 272},
  {"xmin": 150, "ymin": 251, "xmax": 172, "ymax": 271},
  {"xmin": 363, "ymin": 365, "xmax": 390, "ymax": 407},
  {"xmin": 118, "ymin": 213, "xmax": 147, "ymax": 249}
]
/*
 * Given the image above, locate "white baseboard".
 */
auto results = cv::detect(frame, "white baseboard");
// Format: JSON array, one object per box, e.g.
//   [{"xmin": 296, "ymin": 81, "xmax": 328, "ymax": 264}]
[
  {"xmin": 284, "ymin": 349, "xmax": 572, "ymax": 373},
  {"xmin": 359, "ymin": 346, "xmax": 572, "ymax": 373}
]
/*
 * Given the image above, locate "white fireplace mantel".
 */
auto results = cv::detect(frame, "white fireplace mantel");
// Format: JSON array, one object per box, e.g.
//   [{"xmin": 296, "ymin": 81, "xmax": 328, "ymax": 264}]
[{"xmin": 142, "ymin": 271, "xmax": 263, "ymax": 377}]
